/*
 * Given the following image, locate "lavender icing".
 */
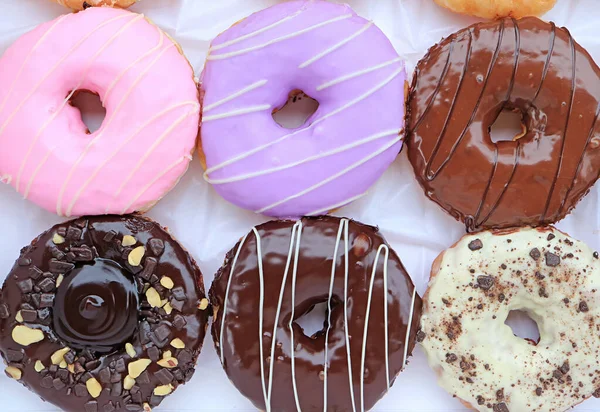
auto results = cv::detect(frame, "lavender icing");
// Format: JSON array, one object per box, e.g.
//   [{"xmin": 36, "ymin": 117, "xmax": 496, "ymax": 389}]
[{"xmin": 200, "ymin": 0, "xmax": 406, "ymax": 218}]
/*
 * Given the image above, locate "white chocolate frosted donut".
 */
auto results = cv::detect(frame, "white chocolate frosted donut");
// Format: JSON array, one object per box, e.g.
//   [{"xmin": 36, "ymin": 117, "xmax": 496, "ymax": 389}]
[
  {"xmin": 0, "ymin": 8, "xmax": 199, "ymax": 217},
  {"xmin": 419, "ymin": 226, "xmax": 600, "ymax": 412}
]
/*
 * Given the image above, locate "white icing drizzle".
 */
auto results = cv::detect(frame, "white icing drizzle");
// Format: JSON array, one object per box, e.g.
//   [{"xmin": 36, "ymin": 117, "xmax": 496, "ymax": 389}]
[
  {"xmin": 402, "ymin": 287, "xmax": 417, "ymax": 372},
  {"xmin": 207, "ymin": 14, "xmax": 353, "ymax": 61},
  {"xmin": 205, "ymin": 129, "xmax": 400, "ymax": 184},
  {"xmin": 299, "ymin": 22, "xmax": 373, "ymax": 69},
  {"xmin": 67, "ymin": 100, "xmax": 198, "ymax": 216},
  {"xmin": 267, "ymin": 221, "xmax": 303, "ymax": 408},
  {"xmin": 316, "ymin": 57, "xmax": 403, "ymax": 91},
  {"xmin": 341, "ymin": 219, "xmax": 357, "ymax": 412},
  {"xmin": 106, "ymin": 103, "xmax": 199, "ymax": 214},
  {"xmin": 103, "ymin": 28, "xmax": 165, "ymax": 102},
  {"xmin": 202, "ymin": 104, "xmax": 272, "ymax": 122},
  {"xmin": 287, "ymin": 223, "xmax": 304, "ymax": 412},
  {"xmin": 255, "ymin": 135, "xmax": 401, "ymax": 213},
  {"xmin": 253, "ymin": 227, "xmax": 269, "ymax": 411},
  {"xmin": 210, "ymin": 8, "xmax": 305, "ymax": 51},
  {"xmin": 203, "ymin": 79, "xmax": 268, "ymax": 112},
  {"xmin": 219, "ymin": 233, "xmax": 249, "ymax": 365},
  {"xmin": 306, "ymin": 192, "xmax": 367, "ymax": 216},
  {"xmin": 204, "ymin": 67, "xmax": 403, "ymax": 178},
  {"xmin": 0, "ymin": 13, "xmax": 132, "ymax": 142},
  {"xmin": 0, "ymin": 14, "xmax": 68, "ymax": 115},
  {"xmin": 56, "ymin": 39, "xmax": 175, "ymax": 216},
  {"xmin": 323, "ymin": 219, "xmax": 348, "ymax": 411},
  {"xmin": 15, "ymin": 13, "xmax": 142, "ymax": 193},
  {"xmin": 360, "ymin": 244, "xmax": 390, "ymax": 412}
]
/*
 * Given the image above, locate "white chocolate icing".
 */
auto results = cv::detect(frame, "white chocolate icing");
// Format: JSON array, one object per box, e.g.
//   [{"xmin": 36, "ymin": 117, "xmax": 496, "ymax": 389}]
[{"xmin": 420, "ymin": 226, "xmax": 600, "ymax": 412}]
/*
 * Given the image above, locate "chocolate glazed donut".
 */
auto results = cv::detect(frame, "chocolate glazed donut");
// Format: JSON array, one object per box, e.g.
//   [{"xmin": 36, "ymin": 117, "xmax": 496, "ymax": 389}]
[
  {"xmin": 210, "ymin": 216, "xmax": 422, "ymax": 411},
  {"xmin": 406, "ymin": 17, "xmax": 600, "ymax": 232},
  {"xmin": 0, "ymin": 216, "xmax": 209, "ymax": 412}
]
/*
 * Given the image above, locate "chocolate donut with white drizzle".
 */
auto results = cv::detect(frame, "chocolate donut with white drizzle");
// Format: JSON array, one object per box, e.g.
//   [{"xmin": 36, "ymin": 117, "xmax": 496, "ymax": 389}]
[{"xmin": 209, "ymin": 216, "xmax": 422, "ymax": 411}]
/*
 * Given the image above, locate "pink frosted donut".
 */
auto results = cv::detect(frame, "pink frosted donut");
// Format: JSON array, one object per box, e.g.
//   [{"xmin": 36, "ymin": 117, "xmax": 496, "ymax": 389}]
[
  {"xmin": 0, "ymin": 8, "xmax": 200, "ymax": 217},
  {"xmin": 200, "ymin": 0, "xmax": 406, "ymax": 218}
]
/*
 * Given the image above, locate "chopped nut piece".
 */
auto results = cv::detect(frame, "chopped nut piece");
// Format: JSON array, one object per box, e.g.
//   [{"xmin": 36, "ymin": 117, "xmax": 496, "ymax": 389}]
[
  {"xmin": 67, "ymin": 363, "xmax": 75, "ymax": 374},
  {"xmin": 52, "ymin": 233, "xmax": 66, "ymax": 245},
  {"xmin": 198, "ymin": 298, "xmax": 209, "ymax": 311},
  {"xmin": 143, "ymin": 403, "xmax": 152, "ymax": 412},
  {"xmin": 15, "ymin": 311, "xmax": 23, "ymax": 323},
  {"xmin": 56, "ymin": 274, "xmax": 64, "ymax": 287},
  {"xmin": 170, "ymin": 338, "xmax": 185, "ymax": 349},
  {"xmin": 5, "ymin": 366, "xmax": 22, "ymax": 380},
  {"xmin": 123, "ymin": 375, "xmax": 136, "ymax": 390},
  {"xmin": 160, "ymin": 276, "xmax": 174, "ymax": 289},
  {"xmin": 153, "ymin": 384, "xmax": 174, "ymax": 396},
  {"xmin": 86, "ymin": 378, "xmax": 102, "ymax": 398},
  {"xmin": 34, "ymin": 360, "xmax": 45, "ymax": 372},
  {"xmin": 125, "ymin": 343, "xmax": 136, "ymax": 358},
  {"xmin": 128, "ymin": 246, "xmax": 145, "ymax": 267},
  {"xmin": 163, "ymin": 302, "xmax": 173, "ymax": 315},
  {"xmin": 51, "ymin": 347, "xmax": 71, "ymax": 365},
  {"xmin": 146, "ymin": 287, "xmax": 162, "ymax": 308},
  {"xmin": 122, "ymin": 235, "xmax": 137, "ymax": 247},
  {"xmin": 162, "ymin": 350, "xmax": 172, "ymax": 359},
  {"xmin": 59, "ymin": 360, "xmax": 68, "ymax": 369},
  {"xmin": 157, "ymin": 358, "xmax": 178, "ymax": 369},
  {"xmin": 12, "ymin": 325, "xmax": 44, "ymax": 346},
  {"xmin": 128, "ymin": 358, "xmax": 151, "ymax": 379}
]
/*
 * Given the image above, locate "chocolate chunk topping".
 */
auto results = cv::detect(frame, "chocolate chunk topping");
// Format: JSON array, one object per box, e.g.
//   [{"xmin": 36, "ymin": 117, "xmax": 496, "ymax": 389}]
[
  {"xmin": 593, "ymin": 388, "xmax": 600, "ymax": 398},
  {"xmin": 529, "ymin": 248, "xmax": 541, "ymax": 260},
  {"xmin": 39, "ymin": 293, "xmax": 54, "ymax": 308},
  {"xmin": 594, "ymin": 251, "xmax": 599, "ymax": 259},
  {"xmin": 579, "ymin": 301, "xmax": 589, "ymax": 313},
  {"xmin": 547, "ymin": 233, "xmax": 556, "ymax": 241},
  {"xmin": 38, "ymin": 278, "xmax": 55, "ymax": 293},
  {"xmin": 416, "ymin": 330, "xmax": 426, "ymax": 342},
  {"xmin": 560, "ymin": 361, "xmax": 570, "ymax": 374},
  {"xmin": 476, "ymin": 275, "xmax": 495, "ymax": 290},
  {"xmin": 493, "ymin": 403, "xmax": 509, "ymax": 412},
  {"xmin": 66, "ymin": 226, "xmax": 82, "ymax": 240},
  {"xmin": 18, "ymin": 258, "xmax": 31, "ymax": 266},
  {"xmin": 155, "ymin": 368, "xmax": 174, "ymax": 385},
  {"xmin": 84, "ymin": 401, "xmax": 98, "ymax": 412},
  {"xmin": 477, "ymin": 395, "xmax": 485, "ymax": 405},
  {"xmin": 446, "ymin": 353, "xmax": 458, "ymax": 363},
  {"xmin": 17, "ymin": 279, "xmax": 33, "ymax": 294},
  {"xmin": 21, "ymin": 309, "xmax": 37, "ymax": 322},
  {"xmin": 498, "ymin": 294, "xmax": 505, "ymax": 303},
  {"xmin": 148, "ymin": 238, "xmax": 165, "ymax": 257},
  {"xmin": 468, "ymin": 239, "xmax": 483, "ymax": 251},
  {"xmin": 147, "ymin": 346, "xmax": 161, "ymax": 362},
  {"xmin": 74, "ymin": 383, "xmax": 88, "ymax": 397},
  {"xmin": 5, "ymin": 349, "xmax": 23, "ymax": 362},
  {"xmin": 545, "ymin": 252, "xmax": 560, "ymax": 267},
  {"xmin": 173, "ymin": 315, "xmax": 186, "ymax": 330},
  {"xmin": 48, "ymin": 260, "xmax": 75, "ymax": 274},
  {"xmin": 171, "ymin": 287, "xmax": 186, "ymax": 301},
  {"xmin": 535, "ymin": 387, "xmax": 543, "ymax": 396}
]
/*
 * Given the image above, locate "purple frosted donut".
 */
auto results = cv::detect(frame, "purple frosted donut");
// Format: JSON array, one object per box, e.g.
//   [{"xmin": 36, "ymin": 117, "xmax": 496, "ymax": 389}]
[{"xmin": 200, "ymin": 0, "xmax": 406, "ymax": 218}]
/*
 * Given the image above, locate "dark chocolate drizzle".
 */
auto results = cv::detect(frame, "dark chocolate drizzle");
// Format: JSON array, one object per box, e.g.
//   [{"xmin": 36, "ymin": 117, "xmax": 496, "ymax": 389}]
[
  {"xmin": 209, "ymin": 216, "xmax": 422, "ymax": 412},
  {"xmin": 407, "ymin": 17, "xmax": 600, "ymax": 232},
  {"xmin": 0, "ymin": 216, "xmax": 208, "ymax": 412}
]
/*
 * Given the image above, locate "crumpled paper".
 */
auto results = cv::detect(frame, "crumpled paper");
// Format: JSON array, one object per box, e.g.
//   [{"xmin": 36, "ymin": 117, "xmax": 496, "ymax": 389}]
[{"xmin": 0, "ymin": 0, "xmax": 598, "ymax": 410}]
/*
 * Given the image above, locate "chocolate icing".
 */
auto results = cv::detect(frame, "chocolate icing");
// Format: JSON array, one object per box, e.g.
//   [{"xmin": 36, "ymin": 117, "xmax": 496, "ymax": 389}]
[
  {"xmin": 0, "ymin": 216, "xmax": 209, "ymax": 412},
  {"xmin": 209, "ymin": 216, "xmax": 422, "ymax": 411},
  {"xmin": 406, "ymin": 17, "xmax": 600, "ymax": 232}
]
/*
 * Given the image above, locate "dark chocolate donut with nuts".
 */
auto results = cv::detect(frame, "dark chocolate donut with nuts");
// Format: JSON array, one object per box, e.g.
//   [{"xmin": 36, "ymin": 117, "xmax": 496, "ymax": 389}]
[{"xmin": 0, "ymin": 215, "xmax": 209, "ymax": 412}]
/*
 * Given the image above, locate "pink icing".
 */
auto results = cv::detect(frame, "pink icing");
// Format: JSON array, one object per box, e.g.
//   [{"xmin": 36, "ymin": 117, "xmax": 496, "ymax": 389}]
[
  {"xmin": 200, "ymin": 0, "xmax": 406, "ymax": 218},
  {"xmin": 0, "ymin": 8, "xmax": 200, "ymax": 217}
]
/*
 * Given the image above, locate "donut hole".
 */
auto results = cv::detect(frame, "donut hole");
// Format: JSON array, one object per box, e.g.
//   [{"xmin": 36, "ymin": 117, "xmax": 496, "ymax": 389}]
[
  {"xmin": 294, "ymin": 300, "xmax": 330, "ymax": 338},
  {"xmin": 489, "ymin": 109, "xmax": 527, "ymax": 143},
  {"xmin": 504, "ymin": 310, "xmax": 541, "ymax": 345},
  {"xmin": 272, "ymin": 90, "xmax": 319, "ymax": 129},
  {"xmin": 68, "ymin": 90, "xmax": 106, "ymax": 134}
]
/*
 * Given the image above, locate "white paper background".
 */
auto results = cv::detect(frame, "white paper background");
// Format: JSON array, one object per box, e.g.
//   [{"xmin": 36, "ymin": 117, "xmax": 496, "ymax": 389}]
[{"xmin": 1, "ymin": 0, "xmax": 599, "ymax": 410}]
